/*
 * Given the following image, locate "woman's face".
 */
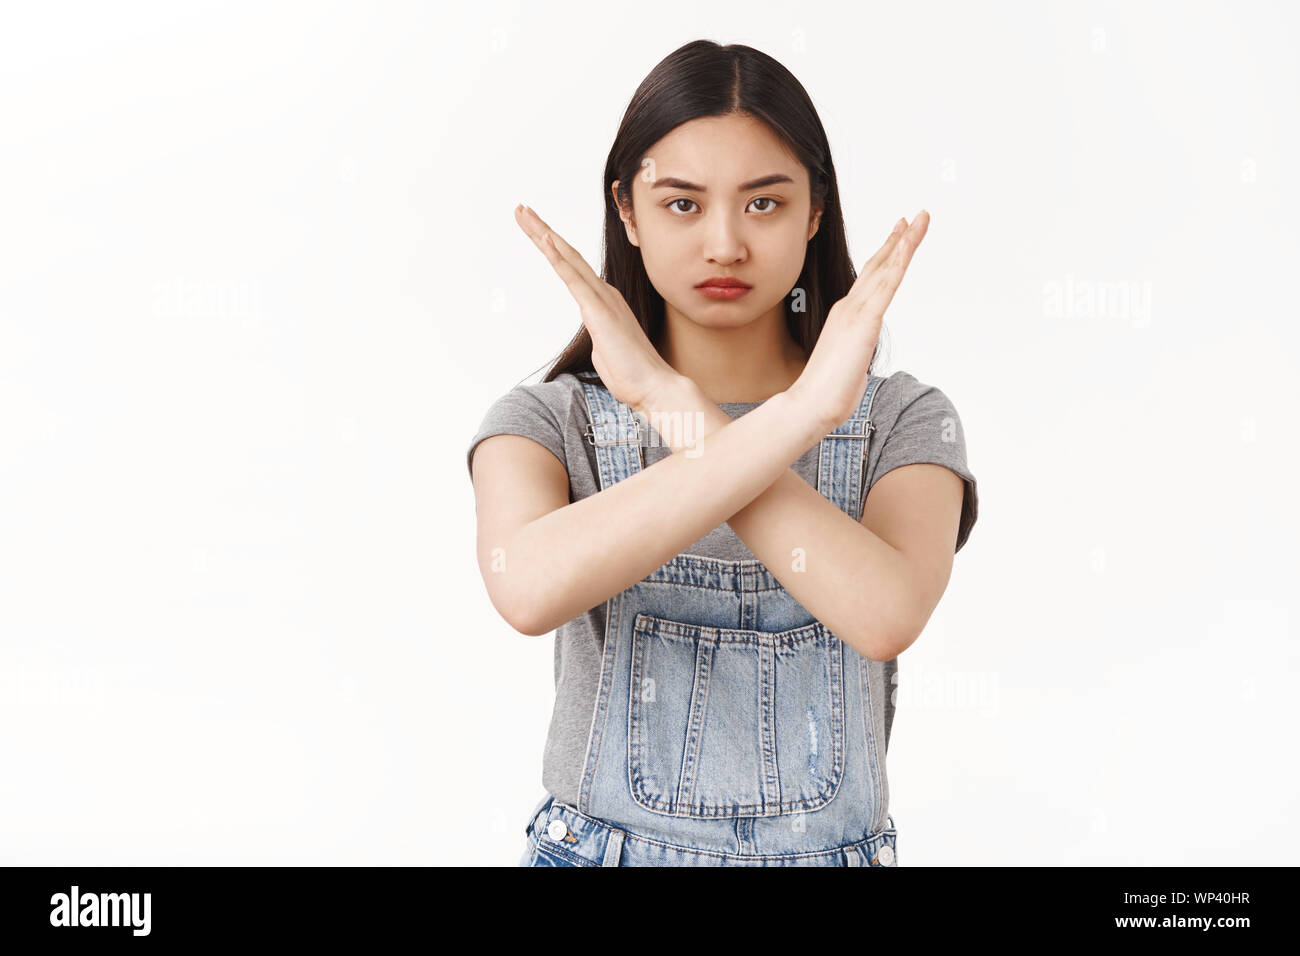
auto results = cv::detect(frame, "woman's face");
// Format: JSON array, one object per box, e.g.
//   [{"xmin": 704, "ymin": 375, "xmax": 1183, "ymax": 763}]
[{"xmin": 613, "ymin": 113, "xmax": 822, "ymax": 333}]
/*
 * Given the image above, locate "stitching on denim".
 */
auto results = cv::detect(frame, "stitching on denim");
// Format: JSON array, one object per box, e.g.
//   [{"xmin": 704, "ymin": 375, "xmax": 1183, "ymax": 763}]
[
  {"xmin": 633, "ymin": 611, "xmax": 831, "ymax": 646},
  {"xmin": 578, "ymin": 589, "xmax": 619, "ymax": 815},
  {"xmin": 863, "ymin": 653, "xmax": 885, "ymax": 834},
  {"xmin": 578, "ymin": 377, "xmax": 627, "ymax": 816},
  {"xmin": 626, "ymin": 612, "xmax": 846, "ymax": 817},
  {"xmin": 677, "ymin": 629, "xmax": 713, "ymax": 811},
  {"xmin": 575, "ymin": 821, "xmax": 894, "ymax": 864},
  {"xmin": 639, "ymin": 578, "xmax": 788, "ymax": 595},
  {"xmin": 533, "ymin": 840, "xmax": 599, "ymax": 867}
]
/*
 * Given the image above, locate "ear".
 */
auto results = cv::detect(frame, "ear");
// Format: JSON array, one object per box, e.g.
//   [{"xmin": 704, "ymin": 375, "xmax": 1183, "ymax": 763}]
[
  {"xmin": 807, "ymin": 203, "xmax": 823, "ymax": 243},
  {"xmin": 611, "ymin": 179, "xmax": 639, "ymax": 247}
]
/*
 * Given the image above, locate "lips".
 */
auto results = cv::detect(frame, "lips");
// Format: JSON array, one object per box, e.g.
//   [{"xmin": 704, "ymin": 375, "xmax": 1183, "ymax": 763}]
[{"xmin": 695, "ymin": 277, "xmax": 752, "ymax": 289}]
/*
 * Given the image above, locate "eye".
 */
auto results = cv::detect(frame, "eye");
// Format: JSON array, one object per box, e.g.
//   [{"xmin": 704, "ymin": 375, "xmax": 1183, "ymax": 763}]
[{"xmin": 664, "ymin": 197, "xmax": 784, "ymax": 216}]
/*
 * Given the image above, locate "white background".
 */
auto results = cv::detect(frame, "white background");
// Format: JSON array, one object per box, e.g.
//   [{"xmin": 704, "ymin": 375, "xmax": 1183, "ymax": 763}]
[{"xmin": 2, "ymin": 0, "xmax": 1296, "ymax": 865}]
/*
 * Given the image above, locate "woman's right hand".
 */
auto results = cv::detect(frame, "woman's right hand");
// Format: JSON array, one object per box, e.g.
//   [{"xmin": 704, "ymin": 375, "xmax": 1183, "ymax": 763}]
[{"xmin": 515, "ymin": 204, "xmax": 684, "ymax": 415}]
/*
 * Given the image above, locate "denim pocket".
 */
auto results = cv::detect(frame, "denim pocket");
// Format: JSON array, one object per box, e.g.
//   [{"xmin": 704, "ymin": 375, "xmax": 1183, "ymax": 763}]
[{"xmin": 628, "ymin": 612, "xmax": 846, "ymax": 818}]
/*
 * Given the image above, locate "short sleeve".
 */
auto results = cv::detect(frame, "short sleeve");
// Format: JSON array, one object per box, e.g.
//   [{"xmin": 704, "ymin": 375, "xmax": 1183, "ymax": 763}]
[
  {"xmin": 466, "ymin": 386, "xmax": 568, "ymax": 482},
  {"xmin": 871, "ymin": 374, "xmax": 979, "ymax": 553}
]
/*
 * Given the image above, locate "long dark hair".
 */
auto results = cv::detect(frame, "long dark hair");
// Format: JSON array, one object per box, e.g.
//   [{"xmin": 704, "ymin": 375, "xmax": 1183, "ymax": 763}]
[{"xmin": 539, "ymin": 38, "xmax": 886, "ymax": 385}]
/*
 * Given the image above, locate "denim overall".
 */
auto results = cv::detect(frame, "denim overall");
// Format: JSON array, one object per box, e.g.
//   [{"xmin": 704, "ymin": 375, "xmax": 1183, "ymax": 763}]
[{"xmin": 521, "ymin": 371, "xmax": 898, "ymax": 867}]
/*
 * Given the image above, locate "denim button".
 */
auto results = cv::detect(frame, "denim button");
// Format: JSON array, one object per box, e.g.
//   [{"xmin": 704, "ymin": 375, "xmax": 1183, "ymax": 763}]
[
  {"xmin": 546, "ymin": 819, "xmax": 568, "ymax": 842},
  {"xmin": 876, "ymin": 844, "xmax": 894, "ymax": 866}
]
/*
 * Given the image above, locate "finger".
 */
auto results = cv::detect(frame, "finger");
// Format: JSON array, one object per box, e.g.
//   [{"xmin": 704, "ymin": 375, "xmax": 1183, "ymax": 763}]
[
  {"xmin": 845, "ymin": 210, "xmax": 929, "ymax": 309},
  {"xmin": 859, "ymin": 217, "xmax": 909, "ymax": 275},
  {"xmin": 516, "ymin": 204, "xmax": 608, "ymax": 297},
  {"xmin": 902, "ymin": 209, "xmax": 929, "ymax": 249},
  {"xmin": 845, "ymin": 217, "xmax": 911, "ymax": 306},
  {"xmin": 529, "ymin": 225, "xmax": 610, "ymax": 324},
  {"xmin": 516, "ymin": 204, "xmax": 568, "ymax": 260},
  {"xmin": 862, "ymin": 211, "xmax": 930, "ymax": 314},
  {"xmin": 514, "ymin": 204, "xmax": 589, "ymax": 280},
  {"xmin": 888, "ymin": 210, "xmax": 929, "ymax": 270}
]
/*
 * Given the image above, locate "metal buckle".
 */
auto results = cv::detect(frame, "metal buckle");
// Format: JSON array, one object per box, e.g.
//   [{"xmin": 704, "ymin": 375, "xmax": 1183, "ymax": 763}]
[
  {"xmin": 584, "ymin": 421, "xmax": 642, "ymax": 446},
  {"xmin": 822, "ymin": 420, "xmax": 875, "ymax": 438}
]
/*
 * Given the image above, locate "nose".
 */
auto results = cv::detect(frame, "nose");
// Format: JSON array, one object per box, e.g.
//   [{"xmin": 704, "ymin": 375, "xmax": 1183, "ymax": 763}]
[{"xmin": 701, "ymin": 209, "xmax": 747, "ymax": 264}]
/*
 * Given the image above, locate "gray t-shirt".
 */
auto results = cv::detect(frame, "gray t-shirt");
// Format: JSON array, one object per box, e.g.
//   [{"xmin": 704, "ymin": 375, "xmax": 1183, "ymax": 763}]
[{"xmin": 467, "ymin": 369, "xmax": 979, "ymax": 809}]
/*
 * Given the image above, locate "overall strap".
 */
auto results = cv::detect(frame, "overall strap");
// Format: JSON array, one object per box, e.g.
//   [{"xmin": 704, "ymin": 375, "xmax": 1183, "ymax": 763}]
[
  {"xmin": 577, "ymin": 372, "xmax": 644, "ymax": 489},
  {"xmin": 816, "ymin": 375, "xmax": 885, "ymax": 521}
]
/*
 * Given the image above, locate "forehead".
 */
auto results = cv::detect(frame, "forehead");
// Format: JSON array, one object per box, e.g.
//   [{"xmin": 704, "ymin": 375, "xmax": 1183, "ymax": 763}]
[{"xmin": 638, "ymin": 114, "xmax": 806, "ymax": 186}]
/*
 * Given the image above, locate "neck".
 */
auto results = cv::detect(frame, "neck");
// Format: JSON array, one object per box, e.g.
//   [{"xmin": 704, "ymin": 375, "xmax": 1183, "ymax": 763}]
[{"xmin": 657, "ymin": 301, "xmax": 808, "ymax": 404}]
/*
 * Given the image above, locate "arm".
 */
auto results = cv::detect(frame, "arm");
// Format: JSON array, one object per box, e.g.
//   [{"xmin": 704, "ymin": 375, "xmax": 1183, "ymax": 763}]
[
  {"xmin": 486, "ymin": 204, "xmax": 959, "ymax": 651},
  {"xmin": 471, "ymin": 376, "xmax": 830, "ymax": 638},
  {"xmin": 641, "ymin": 383, "xmax": 964, "ymax": 662}
]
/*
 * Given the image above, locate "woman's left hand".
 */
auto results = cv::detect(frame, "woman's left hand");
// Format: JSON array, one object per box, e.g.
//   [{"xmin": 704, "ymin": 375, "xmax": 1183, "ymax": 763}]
[{"xmin": 789, "ymin": 210, "xmax": 930, "ymax": 430}]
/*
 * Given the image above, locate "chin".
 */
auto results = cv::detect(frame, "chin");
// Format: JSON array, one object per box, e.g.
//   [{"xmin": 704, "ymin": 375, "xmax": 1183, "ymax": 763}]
[{"xmin": 682, "ymin": 308, "xmax": 759, "ymax": 329}]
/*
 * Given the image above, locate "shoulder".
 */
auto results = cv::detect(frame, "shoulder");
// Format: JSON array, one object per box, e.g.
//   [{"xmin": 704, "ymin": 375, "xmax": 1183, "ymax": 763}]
[
  {"xmin": 467, "ymin": 373, "xmax": 598, "ymax": 480},
  {"xmin": 869, "ymin": 369, "xmax": 967, "ymax": 439},
  {"xmin": 476, "ymin": 372, "xmax": 592, "ymax": 426},
  {"xmin": 494, "ymin": 371, "xmax": 587, "ymax": 405},
  {"xmin": 866, "ymin": 369, "xmax": 979, "ymax": 551}
]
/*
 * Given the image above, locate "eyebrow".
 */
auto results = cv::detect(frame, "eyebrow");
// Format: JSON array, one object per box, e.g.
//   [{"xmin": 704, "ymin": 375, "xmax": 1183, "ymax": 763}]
[{"xmin": 649, "ymin": 173, "xmax": 796, "ymax": 192}]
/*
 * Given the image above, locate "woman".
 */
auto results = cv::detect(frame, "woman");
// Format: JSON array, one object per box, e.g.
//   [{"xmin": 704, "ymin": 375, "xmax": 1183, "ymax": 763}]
[{"xmin": 467, "ymin": 39, "xmax": 978, "ymax": 866}]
